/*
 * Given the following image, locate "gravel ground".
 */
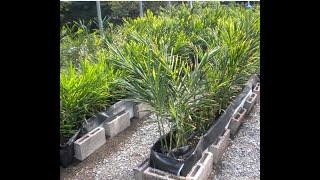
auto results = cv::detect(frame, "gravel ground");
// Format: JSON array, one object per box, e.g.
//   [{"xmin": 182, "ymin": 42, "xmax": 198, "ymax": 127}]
[
  {"xmin": 60, "ymin": 114, "xmax": 169, "ymax": 180},
  {"xmin": 210, "ymin": 100, "xmax": 260, "ymax": 180},
  {"xmin": 61, "ymin": 101, "xmax": 260, "ymax": 180}
]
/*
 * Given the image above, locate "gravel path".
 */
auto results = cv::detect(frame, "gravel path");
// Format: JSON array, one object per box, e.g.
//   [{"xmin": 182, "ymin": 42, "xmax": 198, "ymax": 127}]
[
  {"xmin": 60, "ymin": 114, "xmax": 169, "ymax": 180},
  {"xmin": 210, "ymin": 100, "xmax": 260, "ymax": 180}
]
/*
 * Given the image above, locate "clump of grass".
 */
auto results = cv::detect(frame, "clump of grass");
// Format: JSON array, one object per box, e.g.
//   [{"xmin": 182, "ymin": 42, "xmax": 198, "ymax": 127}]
[
  {"xmin": 60, "ymin": 56, "xmax": 124, "ymax": 141},
  {"xmin": 60, "ymin": 21, "xmax": 126, "ymax": 141}
]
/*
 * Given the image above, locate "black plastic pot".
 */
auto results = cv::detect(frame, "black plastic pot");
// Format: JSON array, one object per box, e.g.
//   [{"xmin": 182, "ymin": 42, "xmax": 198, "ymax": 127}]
[
  {"xmin": 60, "ymin": 144, "xmax": 74, "ymax": 168},
  {"xmin": 60, "ymin": 130, "xmax": 80, "ymax": 168},
  {"xmin": 149, "ymin": 74, "xmax": 260, "ymax": 176}
]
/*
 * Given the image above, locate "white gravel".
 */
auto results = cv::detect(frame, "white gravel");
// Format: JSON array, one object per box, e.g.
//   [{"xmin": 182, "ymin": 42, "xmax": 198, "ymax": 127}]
[{"xmin": 210, "ymin": 100, "xmax": 260, "ymax": 180}]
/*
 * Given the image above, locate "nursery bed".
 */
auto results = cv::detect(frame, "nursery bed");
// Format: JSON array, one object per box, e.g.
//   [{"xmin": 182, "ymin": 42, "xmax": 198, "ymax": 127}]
[{"xmin": 60, "ymin": 3, "xmax": 260, "ymax": 178}]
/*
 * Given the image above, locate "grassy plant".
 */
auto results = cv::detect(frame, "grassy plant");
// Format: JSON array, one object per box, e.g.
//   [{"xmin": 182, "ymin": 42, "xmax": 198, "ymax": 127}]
[
  {"xmin": 107, "ymin": 34, "xmax": 220, "ymax": 153},
  {"xmin": 60, "ymin": 55, "xmax": 124, "ymax": 140},
  {"xmin": 60, "ymin": 21, "xmax": 126, "ymax": 141}
]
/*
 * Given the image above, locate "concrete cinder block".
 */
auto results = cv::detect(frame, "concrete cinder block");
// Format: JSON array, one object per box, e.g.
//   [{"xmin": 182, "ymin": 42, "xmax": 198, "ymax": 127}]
[
  {"xmin": 106, "ymin": 100, "xmax": 135, "ymax": 119},
  {"xmin": 135, "ymin": 151, "xmax": 213, "ymax": 180},
  {"xmin": 134, "ymin": 103, "xmax": 152, "ymax": 120},
  {"xmin": 74, "ymin": 127, "xmax": 106, "ymax": 161},
  {"xmin": 253, "ymin": 83, "xmax": 260, "ymax": 104},
  {"xmin": 253, "ymin": 83, "xmax": 260, "ymax": 96},
  {"xmin": 134, "ymin": 158, "xmax": 150, "ymax": 180},
  {"xmin": 186, "ymin": 165, "xmax": 203, "ymax": 180},
  {"xmin": 243, "ymin": 92, "xmax": 258, "ymax": 115},
  {"xmin": 103, "ymin": 111, "xmax": 130, "ymax": 137},
  {"xmin": 208, "ymin": 129, "xmax": 230, "ymax": 164},
  {"xmin": 144, "ymin": 167, "xmax": 185, "ymax": 180},
  {"xmin": 186, "ymin": 150, "xmax": 213, "ymax": 180},
  {"xmin": 228, "ymin": 107, "xmax": 247, "ymax": 137}
]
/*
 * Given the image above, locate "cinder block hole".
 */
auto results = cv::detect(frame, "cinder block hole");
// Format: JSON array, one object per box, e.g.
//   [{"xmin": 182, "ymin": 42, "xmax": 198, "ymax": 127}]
[
  {"xmin": 138, "ymin": 159, "xmax": 149, "ymax": 170},
  {"xmin": 138, "ymin": 160, "xmax": 148, "ymax": 168},
  {"xmin": 213, "ymin": 137, "xmax": 222, "ymax": 146},
  {"xmin": 168, "ymin": 174, "xmax": 178, "ymax": 179},
  {"xmin": 234, "ymin": 113, "xmax": 240, "ymax": 120},
  {"xmin": 78, "ymin": 135, "xmax": 89, "ymax": 143},
  {"xmin": 148, "ymin": 168, "xmax": 156, "ymax": 174},
  {"xmin": 254, "ymin": 85, "xmax": 260, "ymax": 91},
  {"xmin": 239, "ymin": 108, "xmax": 245, "ymax": 114},
  {"xmin": 118, "ymin": 110, "xmax": 127, "ymax": 116},
  {"xmin": 149, "ymin": 168, "xmax": 166, "ymax": 176},
  {"xmin": 190, "ymin": 165, "xmax": 201, "ymax": 177},
  {"xmin": 90, "ymin": 128, "xmax": 100, "ymax": 135},
  {"xmin": 247, "ymin": 97, "xmax": 253, "ymax": 102},
  {"xmin": 199, "ymin": 153, "xmax": 208, "ymax": 164}
]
